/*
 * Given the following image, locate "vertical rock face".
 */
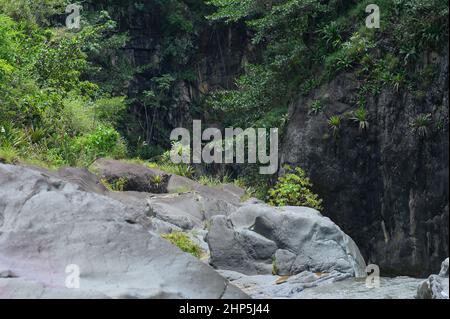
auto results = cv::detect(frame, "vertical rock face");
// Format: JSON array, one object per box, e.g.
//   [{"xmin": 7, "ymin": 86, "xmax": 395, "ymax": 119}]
[
  {"xmin": 88, "ymin": 2, "xmax": 250, "ymax": 130},
  {"xmin": 281, "ymin": 46, "xmax": 449, "ymax": 276}
]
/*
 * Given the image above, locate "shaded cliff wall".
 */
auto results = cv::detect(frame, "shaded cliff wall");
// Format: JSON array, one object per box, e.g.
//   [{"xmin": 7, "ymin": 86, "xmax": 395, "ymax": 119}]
[
  {"xmin": 88, "ymin": 1, "xmax": 251, "ymax": 138},
  {"xmin": 281, "ymin": 45, "xmax": 449, "ymax": 276}
]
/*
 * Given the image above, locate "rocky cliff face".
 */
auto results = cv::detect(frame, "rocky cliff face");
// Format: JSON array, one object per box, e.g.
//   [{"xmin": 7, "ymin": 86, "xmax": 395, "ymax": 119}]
[
  {"xmin": 93, "ymin": 1, "xmax": 251, "ymax": 130},
  {"xmin": 281, "ymin": 45, "xmax": 449, "ymax": 276}
]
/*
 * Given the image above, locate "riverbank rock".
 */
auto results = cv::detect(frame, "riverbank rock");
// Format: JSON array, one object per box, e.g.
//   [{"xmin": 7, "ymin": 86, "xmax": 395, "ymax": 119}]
[
  {"xmin": 89, "ymin": 159, "xmax": 243, "ymax": 231},
  {"xmin": 0, "ymin": 164, "xmax": 247, "ymax": 299},
  {"xmin": 92, "ymin": 158, "xmax": 171, "ymax": 193},
  {"xmin": 207, "ymin": 203, "xmax": 367, "ymax": 277},
  {"xmin": 416, "ymin": 258, "xmax": 449, "ymax": 299}
]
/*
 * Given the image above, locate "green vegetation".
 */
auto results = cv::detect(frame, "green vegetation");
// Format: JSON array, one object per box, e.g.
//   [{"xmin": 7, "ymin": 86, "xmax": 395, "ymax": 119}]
[
  {"xmin": 101, "ymin": 177, "xmax": 127, "ymax": 192},
  {"xmin": 1, "ymin": 0, "xmax": 447, "ymax": 205},
  {"xmin": 268, "ymin": 166, "xmax": 323, "ymax": 211},
  {"xmin": 411, "ymin": 113, "xmax": 432, "ymax": 137},
  {"xmin": 272, "ymin": 256, "xmax": 278, "ymax": 275},
  {"xmin": 161, "ymin": 232, "xmax": 203, "ymax": 258},
  {"xmin": 351, "ymin": 107, "xmax": 369, "ymax": 131},
  {"xmin": 328, "ymin": 115, "xmax": 342, "ymax": 136},
  {"xmin": 309, "ymin": 100, "xmax": 323, "ymax": 116},
  {"xmin": 0, "ymin": 1, "xmax": 128, "ymax": 168},
  {"xmin": 206, "ymin": 0, "xmax": 447, "ymax": 131},
  {"xmin": 150, "ymin": 174, "xmax": 164, "ymax": 187}
]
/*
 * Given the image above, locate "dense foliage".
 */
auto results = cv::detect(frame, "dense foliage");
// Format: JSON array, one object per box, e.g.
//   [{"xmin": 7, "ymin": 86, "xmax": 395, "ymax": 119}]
[
  {"xmin": 268, "ymin": 165, "xmax": 323, "ymax": 210},
  {"xmin": 0, "ymin": 0, "xmax": 128, "ymax": 167},
  {"xmin": 207, "ymin": 0, "xmax": 448, "ymax": 130},
  {"xmin": 1, "ymin": 0, "xmax": 448, "ymax": 207}
]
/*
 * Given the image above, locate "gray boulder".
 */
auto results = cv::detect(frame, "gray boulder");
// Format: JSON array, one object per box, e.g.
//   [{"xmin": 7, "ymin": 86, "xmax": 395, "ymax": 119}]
[
  {"xmin": 0, "ymin": 164, "xmax": 247, "ymax": 299},
  {"xmin": 206, "ymin": 215, "xmax": 277, "ymax": 275},
  {"xmin": 88, "ymin": 159, "xmax": 243, "ymax": 232},
  {"xmin": 207, "ymin": 203, "xmax": 366, "ymax": 277},
  {"xmin": 92, "ymin": 158, "xmax": 171, "ymax": 193},
  {"xmin": 439, "ymin": 257, "xmax": 449, "ymax": 277},
  {"xmin": 416, "ymin": 258, "xmax": 449, "ymax": 299}
]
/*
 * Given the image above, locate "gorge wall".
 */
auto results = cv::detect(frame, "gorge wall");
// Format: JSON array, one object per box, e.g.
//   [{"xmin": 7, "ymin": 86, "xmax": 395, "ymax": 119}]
[{"xmin": 281, "ymin": 45, "xmax": 449, "ymax": 276}]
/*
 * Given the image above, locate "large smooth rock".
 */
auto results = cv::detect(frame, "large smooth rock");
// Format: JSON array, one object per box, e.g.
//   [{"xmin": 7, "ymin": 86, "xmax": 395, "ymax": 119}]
[
  {"xmin": 92, "ymin": 158, "xmax": 171, "ymax": 193},
  {"xmin": 0, "ymin": 164, "xmax": 247, "ymax": 299},
  {"xmin": 416, "ymin": 258, "xmax": 449, "ymax": 299},
  {"xmin": 207, "ymin": 203, "xmax": 366, "ymax": 277},
  {"xmin": 206, "ymin": 215, "xmax": 277, "ymax": 275},
  {"xmin": 89, "ymin": 159, "xmax": 243, "ymax": 232}
]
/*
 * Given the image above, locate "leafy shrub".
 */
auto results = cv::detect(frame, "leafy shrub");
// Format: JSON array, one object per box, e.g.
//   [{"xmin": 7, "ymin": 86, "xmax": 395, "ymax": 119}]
[
  {"xmin": 319, "ymin": 21, "xmax": 343, "ymax": 51},
  {"xmin": 268, "ymin": 165, "xmax": 323, "ymax": 211},
  {"xmin": 0, "ymin": 6, "xmax": 130, "ymax": 169},
  {"xmin": 68, "ymin": 125, "xmax": 126, "ymax": 166},
  {"xmin": 161, "ymin": 232, "xmax": 203, "ymax": 258}
]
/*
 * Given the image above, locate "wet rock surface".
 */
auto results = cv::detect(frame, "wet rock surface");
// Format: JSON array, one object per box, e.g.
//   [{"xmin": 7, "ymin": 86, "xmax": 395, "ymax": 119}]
[
  {"xmin": 416, "ymin": 258, "xmax": 449, "ymax": 299},
  {"xmin": 219, "ymin": 270, "xmax": 424, "ymax": 299}
]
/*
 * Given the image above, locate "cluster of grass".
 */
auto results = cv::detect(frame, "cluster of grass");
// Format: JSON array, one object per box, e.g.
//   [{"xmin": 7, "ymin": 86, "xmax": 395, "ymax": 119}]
[
  {"xmin": 161, "ymin": 232, "xmax": 203, "ymax": 258},
  {"xmin": 100, "ymin": 177, "xmax": 128, "ymax": 192}
]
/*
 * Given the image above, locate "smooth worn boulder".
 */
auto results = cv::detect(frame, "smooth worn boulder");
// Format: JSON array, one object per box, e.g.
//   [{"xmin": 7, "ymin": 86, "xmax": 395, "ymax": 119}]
[
  {"xmin": 0, "ymin": 164, "xmax": 247, "ymax": 299},
  {"xmin": 207, "ymin": 215, "xmax": 277, "ymax": 275},
  {"xmin": 207, "ymin": 203, "xmax": 366, "ymax": 277},
  {"xmin": 89, "ymin": 159, "xmax": 243, "ymax": 232},
  {"xmin": 147, "ymin": 191, "xmax": 239, "ymax": 231},
  {"xmin": 92, "ymin": 158, "xmax": 171, "ymax": 193},
  {"xmin": 416, "ymin": 258, "xmax": 449, "ymax": 299}
]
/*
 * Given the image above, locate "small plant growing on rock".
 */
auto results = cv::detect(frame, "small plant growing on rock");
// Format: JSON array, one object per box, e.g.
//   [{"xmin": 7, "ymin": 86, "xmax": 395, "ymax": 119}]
[
  {"xmin": 175, "ymin": 164, "xmax": 195, "ymax": 178},
  {"xmin": 101, "ymin": 177, "xmax": 127, "ymax": 191},
  {"xmin": 351, "ymin": 107, "xmax": 369, "ymax": 131},
  {"xmin": 0, "ymin": 146, "xmax": 19, "ymax": 164},
  {"xmin": 411, "ymin": 113, "xmax": 432, "ymax": 137},
  {"xmin": 150, "ymin": 174, "xmax": 163, "ymax": 187},
  {"xmin": 328, "ymin": 115, "xmax": 341, "ymax": 136},
  {"xmin": 272, "ymin": 256, "xmax": 278, "ymax": 275},
  {"xmin": 161, "ymin": 232, "xmax": 203, "ymax": 258},
  {"xmin": 309, "ymin": 100, "xmax": 323, "ymax": 115},
  {"xmin": 268, "ymin": 165, "xmax": 323, "ymax": 211},
  {"xmin": 391, "ymin": 73, "xmax": 405, "ymax": 92}
]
